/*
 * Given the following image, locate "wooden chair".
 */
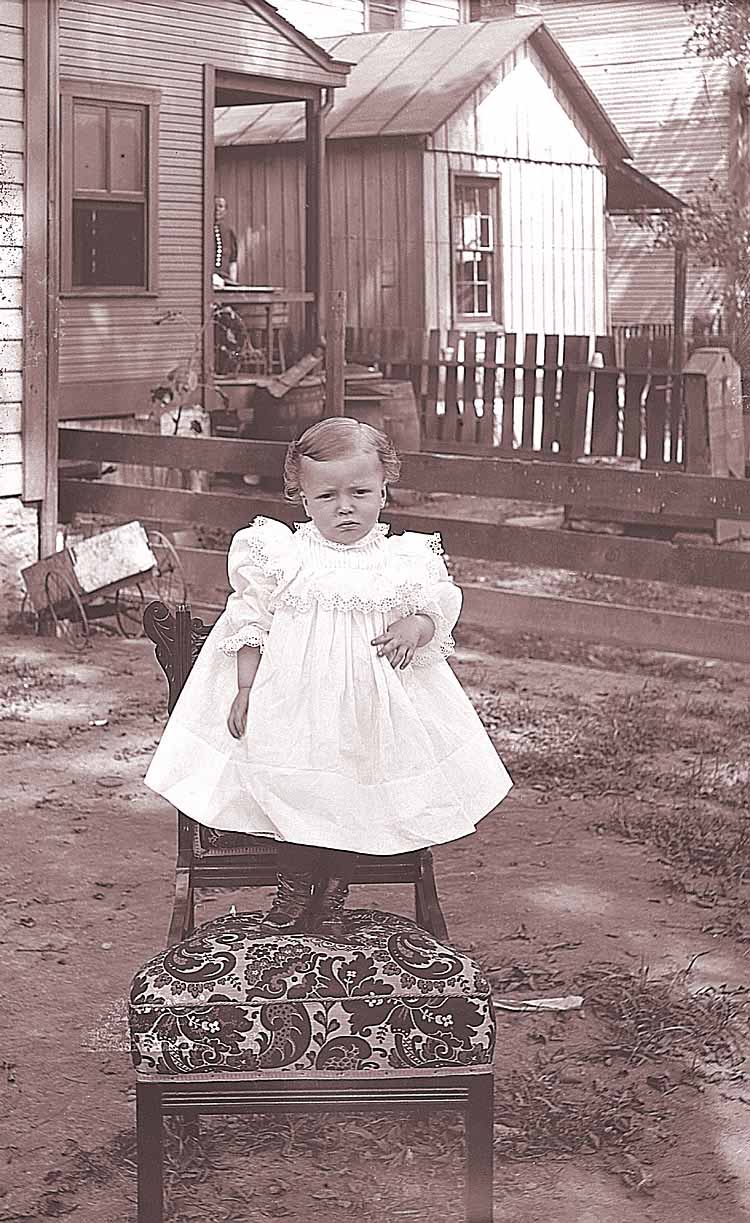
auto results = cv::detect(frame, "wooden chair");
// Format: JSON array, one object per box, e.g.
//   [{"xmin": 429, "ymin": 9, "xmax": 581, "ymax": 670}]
[
  {"xmin": 142, "ymin": 599, "xmax": 449, "ymax": 947},
  {"xmin": 130, "ymin": 600, "xmax": 495, "ymax": 1223}
]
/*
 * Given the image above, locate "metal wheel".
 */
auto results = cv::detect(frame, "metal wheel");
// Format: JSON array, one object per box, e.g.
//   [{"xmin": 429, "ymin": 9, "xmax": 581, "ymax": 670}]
[
  {"xmin": 44, "ymin": 571, "xmax": 89, "ymax": 649},
  {"xmin": 114, "ymin": 583, "xmax": 146, "ymax": 638},
  {"xmin": 145, "ymin": 530, "xmax": 188, "ymax": 606}
]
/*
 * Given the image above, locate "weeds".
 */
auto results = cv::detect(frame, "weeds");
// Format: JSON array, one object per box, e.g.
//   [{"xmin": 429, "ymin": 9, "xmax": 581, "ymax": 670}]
[
  {"xmin": 0, "ymin": 657, "xmax": 63, "ymax": 718},
  {"xmin": 493, "ymin": 1070, "xmax": 651, "ymax": 1158},
  {"xmin": 474, "ymin": 685, "xmax": 690, "ymax": 790},
  {"xmin": 578, "ymin": 961, "xmax": 749, "ymax": 1067},
  {"xmin": 611, "ymin": 788, "xmax": 750, "ymax": 882}
]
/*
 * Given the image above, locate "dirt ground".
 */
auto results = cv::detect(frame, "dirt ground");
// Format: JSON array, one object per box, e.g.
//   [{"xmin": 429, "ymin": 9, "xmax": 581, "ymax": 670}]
[{"xmin": 3, "ymin": 605, "xmax": 750, "ymax": 1222}]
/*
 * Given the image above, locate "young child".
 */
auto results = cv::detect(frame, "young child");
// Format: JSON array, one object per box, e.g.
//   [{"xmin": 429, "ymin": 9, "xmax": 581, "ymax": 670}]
[{"xmin": 145, "ymin": 416, "xmax": 512, "ymax": 938}]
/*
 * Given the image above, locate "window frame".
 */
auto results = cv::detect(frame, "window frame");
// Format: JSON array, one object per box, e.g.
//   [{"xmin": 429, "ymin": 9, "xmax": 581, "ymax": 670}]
[
  {"xmin": 60, "ymin": 78, "xmax": 160, "ymax": 298},
  {"xmin": 363, "ymin": 0, "xmax": 404, "ymax": 31},
  {"xmin": 450, "ymin": 171, "xmax": 502, "ymax": 328}
]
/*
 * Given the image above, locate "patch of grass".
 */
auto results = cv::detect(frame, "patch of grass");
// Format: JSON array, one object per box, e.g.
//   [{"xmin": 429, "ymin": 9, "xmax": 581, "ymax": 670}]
[
  {"xmin": 493, "ymin": 1069, "xmax": 651, "ymax": 1158},
  {"xmin": 578, "ymin": 961, "xmax": 748, "ymax": 1067},
  {"xmin": 474, "ymin": 686, "xmax": 693, "ymax": 790},
  {"xmin": 0, "ymin": 657, "xmax": 64, "ymax": 715},
  {"xmin": 611, "ymin": 789, "xmax": 750, "ymax": 881}
]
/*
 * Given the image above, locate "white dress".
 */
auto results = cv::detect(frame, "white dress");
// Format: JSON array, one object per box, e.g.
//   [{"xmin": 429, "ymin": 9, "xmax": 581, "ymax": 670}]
[{"xmin": 145, "ymin": 517, "xmax": 512, "ymax": 855}]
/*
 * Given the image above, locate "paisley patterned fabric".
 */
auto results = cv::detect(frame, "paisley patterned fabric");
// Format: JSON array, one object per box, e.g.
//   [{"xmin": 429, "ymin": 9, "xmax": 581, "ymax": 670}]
[{"xmin": 129, "ymin": 910, "xmax": 495, "ymax": 1078}]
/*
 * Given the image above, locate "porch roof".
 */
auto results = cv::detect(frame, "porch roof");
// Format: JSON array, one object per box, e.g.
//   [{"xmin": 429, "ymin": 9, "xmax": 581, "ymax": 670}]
[
  {"xmin": 607, "ymin": 160, "xmax": 684, "ymax": 213},
  {"xmin": 215, "ymin": 17, "xmax": 630, "ymax": 157}
]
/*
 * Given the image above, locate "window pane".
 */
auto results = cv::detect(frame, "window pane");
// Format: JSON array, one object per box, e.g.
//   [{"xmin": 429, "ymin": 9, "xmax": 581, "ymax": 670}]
[
  {"xmin": 73, "ymin": 103, "xmax": 107, "ymax": 191},
  {"xmin": 110, "ymin": 105, "xmax": 145, "ymax": 193},
  {"xmin": 72, "ymin": 200, "xmax": 146, "ymax": 287},
  {"xmin": 453, "ymin": 177, "xmax": 498, "ymax": 318}
]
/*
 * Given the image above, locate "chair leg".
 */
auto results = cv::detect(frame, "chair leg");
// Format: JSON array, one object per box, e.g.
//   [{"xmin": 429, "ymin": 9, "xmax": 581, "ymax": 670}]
[
  {"xmin": 415, "ymin": 851, "xmax": 449, "ymax": 941},
  {"xmin": 136, "ymin": 1082, "xmax": 164, "ymax": 1223},
  {"xmin": 465, "ymin": 1075, "xmax": 494, "ymax": 1223}
]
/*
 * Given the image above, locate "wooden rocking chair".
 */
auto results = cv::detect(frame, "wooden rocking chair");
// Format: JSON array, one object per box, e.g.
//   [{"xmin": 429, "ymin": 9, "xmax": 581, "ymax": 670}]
[{"xmin": 142, "ymin": 599, "xmax": 449, "ymax": 946}]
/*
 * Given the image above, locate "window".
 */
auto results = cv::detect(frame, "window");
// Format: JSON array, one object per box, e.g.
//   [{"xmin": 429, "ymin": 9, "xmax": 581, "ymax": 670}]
[
  {"xmin": 61, "ymin": 80, "xmax": 159, "ymax": 294},
  {"xmin": 365, "ymin": 0, "xmax": 402, "ymax": 31},
  {"xmin": 452, "ymin": 176, "xmax": 500, "ymax": 323}
]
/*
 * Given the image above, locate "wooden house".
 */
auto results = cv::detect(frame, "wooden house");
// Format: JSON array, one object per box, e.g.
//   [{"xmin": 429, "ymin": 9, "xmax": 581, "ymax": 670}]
[
  {"xmin": 526, "ymin": 0, "xmax": 742, "ymax": 329},
  {"xmin": 0, "ymin": 0, "xmax": 349, "ymax": 557},
  {"xmin": 215, "ymin": 16, "xmax": 678, "ymax": 341}
]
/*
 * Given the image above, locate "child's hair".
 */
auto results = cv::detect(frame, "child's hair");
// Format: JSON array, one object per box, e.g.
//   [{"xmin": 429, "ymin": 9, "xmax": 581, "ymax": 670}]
[{"xmin": 283, "ymin": 415, "xmax": 401, "ymax": 502}]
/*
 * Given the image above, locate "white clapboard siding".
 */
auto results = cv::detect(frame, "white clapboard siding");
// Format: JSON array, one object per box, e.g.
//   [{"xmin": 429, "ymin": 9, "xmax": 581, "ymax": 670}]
[
  {"xmin": 0, "ymin": 431, "xmax": 21, "ymax": 464},
  {"xmin": 607, "ymin": 217, "xmax": 721, "ymax": 326},
  {"xmin": 275, "ymin": 0, "xmax": 365, "ymax": 36},
  {"xmin": 276, "ymin": 0, "xmax": 461, "ymax": 37},
  {"xmin": 0, "ymin": 371, "xmax": 22, "ymax": 403},
  {"xmin": 0, "ymin": 402, "xmax": 21, "ymax": 433},
  {"xmin": 404, "ymin": 0, "xmax": 461, "ymax": 28},
  {"xmin": 536, "ymin": 0, "xmax": 732, "ymax": 326},
  {"xmin": 0, "ymin": 0, "xmax": 23, "ymax": 499}
]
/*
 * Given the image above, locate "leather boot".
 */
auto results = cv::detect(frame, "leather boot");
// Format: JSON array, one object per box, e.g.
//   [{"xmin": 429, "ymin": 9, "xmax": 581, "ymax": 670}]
[
  {"xmin": 260, "ymin": 871, "xmax": 315, "ymax": 935},
  {"xmin": 310, "ymin": 877, "xmax": 351, "ymax": 940}
]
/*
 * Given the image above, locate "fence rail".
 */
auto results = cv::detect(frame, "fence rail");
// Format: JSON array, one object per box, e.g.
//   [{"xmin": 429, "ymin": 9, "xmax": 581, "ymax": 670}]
[{"xmin": 60, "ymin": 425, "xmax": 750, "ymax": 602}]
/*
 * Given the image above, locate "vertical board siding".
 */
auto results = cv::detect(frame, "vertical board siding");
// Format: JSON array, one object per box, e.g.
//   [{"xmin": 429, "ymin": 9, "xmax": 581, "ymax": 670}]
[
  {"xmin": 57, "ymin": 0, "xmax": 343, "ymax": 394},
  {"xmin": 428, "ymin": 38, "xmax": 607, "ymax": 335},
  {"xmin": 536, "ymin": 0, "xmax": 732, "ymax": 325},
  {"xmin": 434, "ymin": 42, "xmax": 602, "ymax": 165},
  {"xmin": 425, "ymin": 153, "xmax": 607, "ymax": 336},
  {"xmin": 0, "ymin": 0, "xmax": 23, "ymax": 497},
  {"xmin": 217, "ymin": 138, "xmax": 424, "ymax": 335}
]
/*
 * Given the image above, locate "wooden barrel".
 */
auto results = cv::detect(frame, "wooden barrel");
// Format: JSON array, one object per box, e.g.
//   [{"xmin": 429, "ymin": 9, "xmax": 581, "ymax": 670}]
[
  {"xmin": 343, "ymin": 392, "xmax": 386, "ymax": 431},
  {"xmin": 378, "ymin": 380, "xmax": 421, "ymax": 452},
  {"xmin": 251, "ymin": 375, "xmax": 325, "ymax": 443}
]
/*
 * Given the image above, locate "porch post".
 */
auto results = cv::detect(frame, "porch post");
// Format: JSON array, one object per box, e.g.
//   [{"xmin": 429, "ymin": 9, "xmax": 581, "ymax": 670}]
[{"xmin": 304, "ymin": 94, "xmax": 324, "ymax": 349}]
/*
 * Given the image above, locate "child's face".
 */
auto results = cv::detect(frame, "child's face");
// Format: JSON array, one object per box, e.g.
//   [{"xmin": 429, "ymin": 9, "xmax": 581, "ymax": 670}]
[{"xmin": 299, "ymin": 449, "xmax": 386, "ymax": 544}]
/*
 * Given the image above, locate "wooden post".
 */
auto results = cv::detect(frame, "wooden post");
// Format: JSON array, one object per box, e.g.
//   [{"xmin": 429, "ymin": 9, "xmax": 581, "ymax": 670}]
[
  {"xmin": 304, "ymin": 95, "xmax": 324, "ymax": 350},
  {"xmin": 325, "ymin": 289, "xmax": 346, "ymax": 417},
  {"xmin": 24, "ymin": 0, "xmax": 59, "ymax": 559},
  {"xmin": 23, "ymin": 0, "xmax": 51, "ymax": 509},
  {"xmin": 673, "ymin": 242, "xmax": 687, "ymax": 370},
  {"xmin": 203, "ymin": 66, "xmax": 216, "ymax": 393}
]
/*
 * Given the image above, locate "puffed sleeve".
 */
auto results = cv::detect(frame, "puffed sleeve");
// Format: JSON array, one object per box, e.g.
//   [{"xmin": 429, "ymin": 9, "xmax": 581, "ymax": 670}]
[
  {"xmin": 215, "ymin": 517, "xmax": 296, "ymax": 656},
  {"xmin": 391, "ymin": 532, "xmax": 462, "ymax": 666}
]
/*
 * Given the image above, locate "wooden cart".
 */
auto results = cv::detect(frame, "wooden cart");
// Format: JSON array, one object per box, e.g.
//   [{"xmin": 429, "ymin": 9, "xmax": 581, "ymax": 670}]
[{"xmin": 21, "ymin": 521, "xmax": 187, "ymax": 648}]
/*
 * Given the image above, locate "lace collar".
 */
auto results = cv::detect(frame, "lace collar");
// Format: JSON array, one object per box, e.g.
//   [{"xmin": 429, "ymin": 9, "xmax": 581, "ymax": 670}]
[{"xmin": 295, "ymin": 520, "xmax": 389, "ymax": 551}]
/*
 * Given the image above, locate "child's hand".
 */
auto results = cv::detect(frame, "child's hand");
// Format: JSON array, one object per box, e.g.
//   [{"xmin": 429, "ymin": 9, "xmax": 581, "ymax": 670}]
[
  {"xmin": 372, "ymin": 614, "xmax": 434, "ymax": 670},
  {"xmin": 228, "ymin": 687, "xmax": 251, "ymax": 738}
]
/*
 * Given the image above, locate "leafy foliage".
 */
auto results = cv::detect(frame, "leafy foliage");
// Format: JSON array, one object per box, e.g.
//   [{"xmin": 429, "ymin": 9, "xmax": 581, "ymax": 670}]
[{"xmin": 683, "ymin": 0, "xmax": 750, "ymax": 68}]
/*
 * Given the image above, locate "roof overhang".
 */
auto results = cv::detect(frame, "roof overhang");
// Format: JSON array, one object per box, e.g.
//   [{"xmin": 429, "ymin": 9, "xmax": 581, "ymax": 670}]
[
  {"xmin": 236, "ymin": 0, "xmax": 351, "ymax": 92},
  {"xmin": 607, "ymin": 161, "xmax": 684, "ymax": 213}
]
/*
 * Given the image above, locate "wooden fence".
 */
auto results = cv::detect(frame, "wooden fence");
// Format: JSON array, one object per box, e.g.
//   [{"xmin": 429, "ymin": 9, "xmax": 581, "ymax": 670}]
[
  {"xmin": 345, "ymin": 327, "xmax": 711, "ymax": 466},
  {"xmin": 59, "ymin": 427, "xmax": 750, "ymax": 664}
]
